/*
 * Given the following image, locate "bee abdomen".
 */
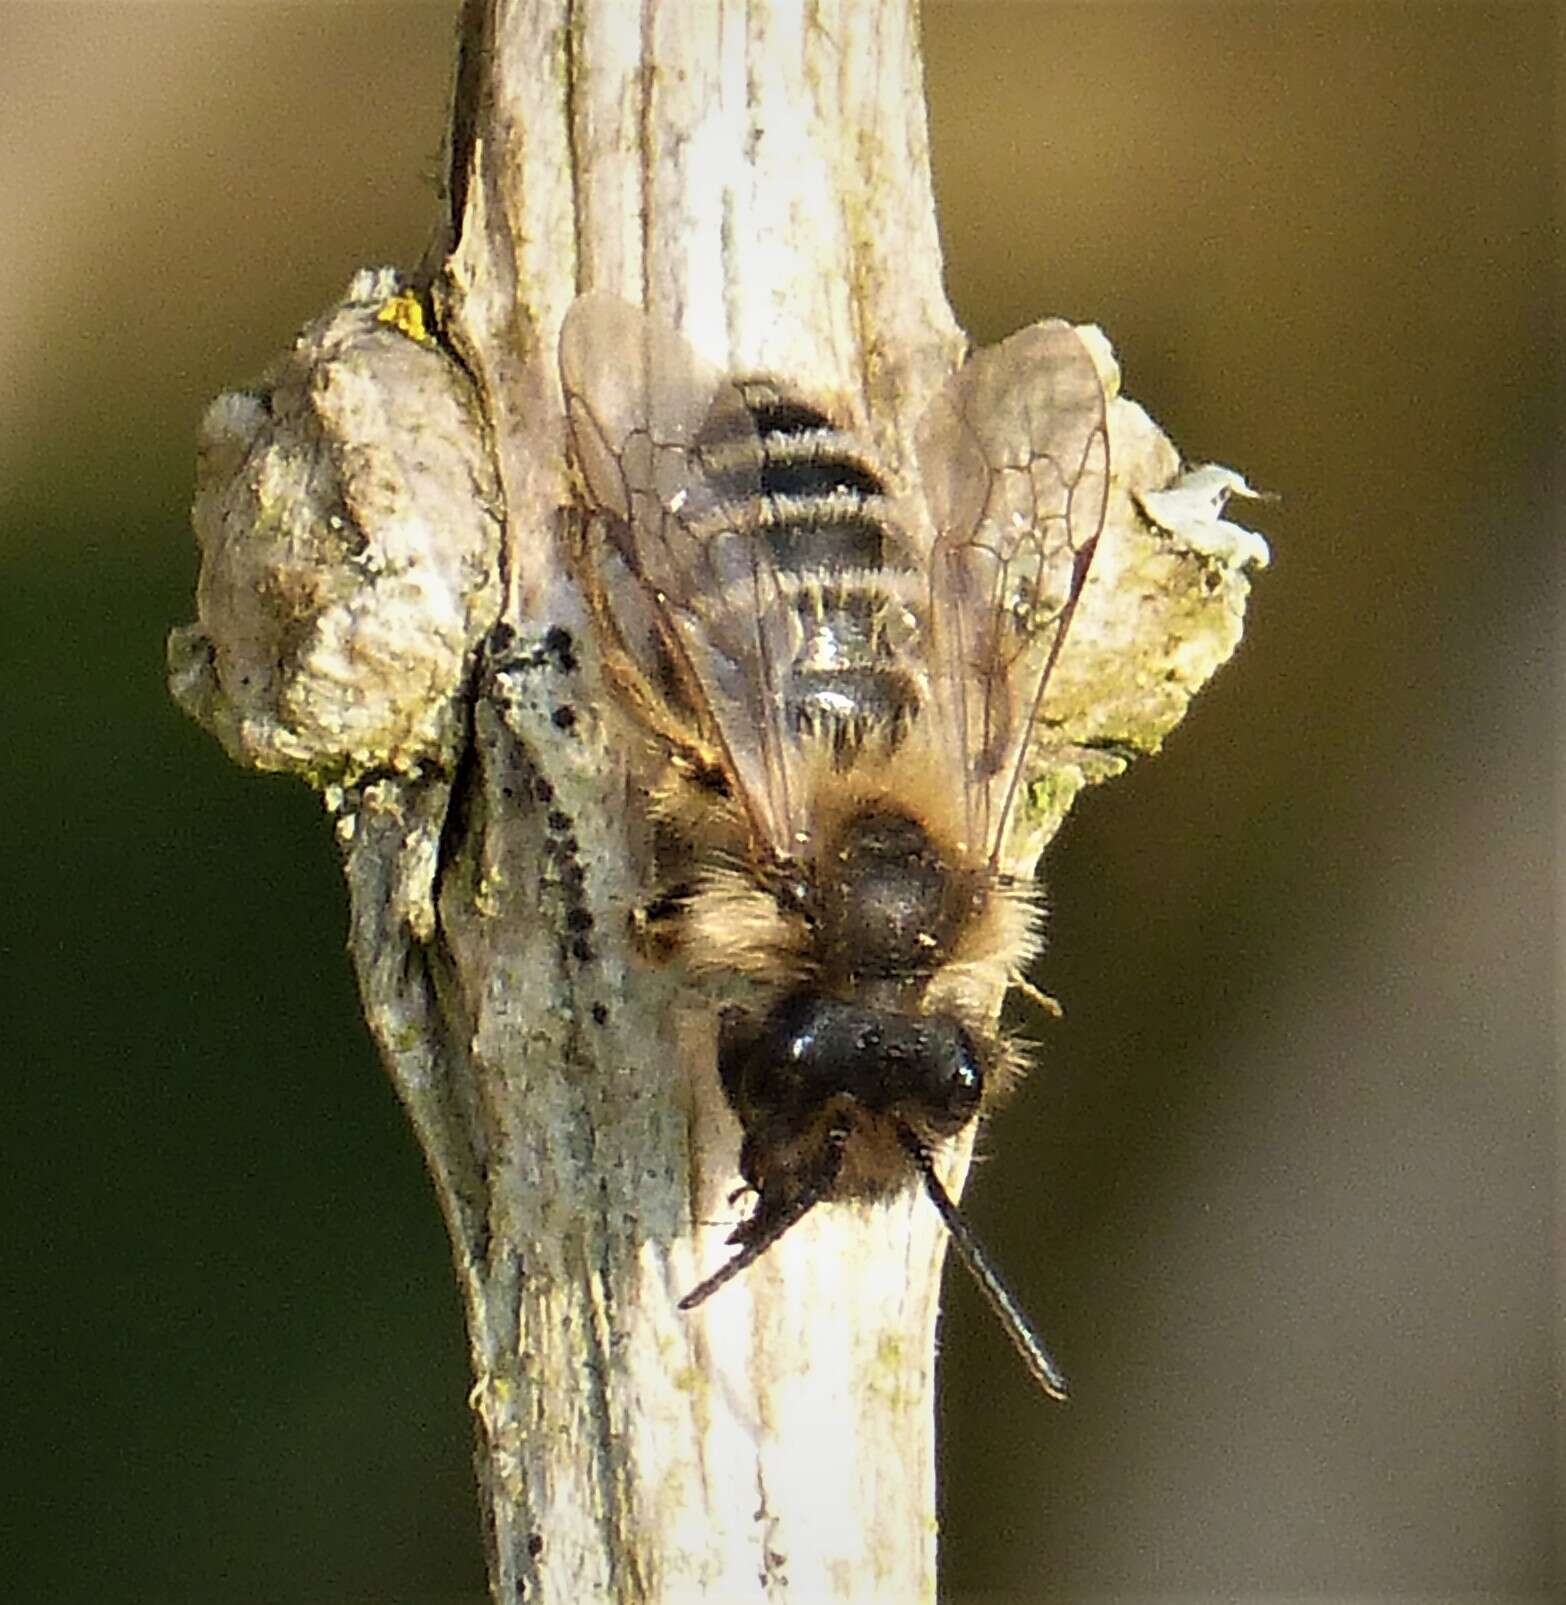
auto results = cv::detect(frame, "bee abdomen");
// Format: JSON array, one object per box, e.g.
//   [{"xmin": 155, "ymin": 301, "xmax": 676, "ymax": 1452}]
[
  {"xmin": 790, "ymin": 666, "xmax": 920, "ymax": 749},
  {"xmin": 699, "ymin": 401, "xmax": 906, "ymax": 569},
  {"xmin": 695, "ymin": 386, "xmax": 929, "ymax": 750},
  {"xmin": 706, "ymin": 385, "xmax": 887, "ymax": 499},
  {"xmin": 784, "ymin": 575, "xmax": 924, "ymax": 747}
]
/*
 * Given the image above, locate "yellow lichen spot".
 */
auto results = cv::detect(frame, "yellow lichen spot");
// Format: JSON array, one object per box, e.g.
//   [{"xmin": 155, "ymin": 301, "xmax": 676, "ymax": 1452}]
[
  {"xmin": 376, "ymin": 290, "xmax": 434, "ymax": 347},
  {"xmin": 468, "ymin": 1372, "xmax": 514, "ymax": 1414},
  {"xmin": 867, "ymin": 1329, "xmax": 923, "ymax": 1411},
  {"xmin": 874, "ymin": 1330, "xmax": 907, "ymax": 1371}
]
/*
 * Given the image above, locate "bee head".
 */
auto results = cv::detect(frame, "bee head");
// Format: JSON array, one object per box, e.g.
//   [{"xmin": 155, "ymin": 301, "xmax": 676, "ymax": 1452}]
[{"xmin": 719, "ymin": 991, "xmax": 985, "ymax": 1152}]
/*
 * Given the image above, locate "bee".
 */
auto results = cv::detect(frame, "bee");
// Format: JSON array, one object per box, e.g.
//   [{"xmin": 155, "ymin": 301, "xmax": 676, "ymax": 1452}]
[{"xmin": 559, "ymin": 292, "xmax": 1108, "ymax": 1399}]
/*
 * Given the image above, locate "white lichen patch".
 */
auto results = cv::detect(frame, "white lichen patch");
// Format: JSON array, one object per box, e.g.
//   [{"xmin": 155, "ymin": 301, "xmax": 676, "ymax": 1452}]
[{"xmin": 1138, "ymin": 463, "xmax": 1272, "ymax": 572}]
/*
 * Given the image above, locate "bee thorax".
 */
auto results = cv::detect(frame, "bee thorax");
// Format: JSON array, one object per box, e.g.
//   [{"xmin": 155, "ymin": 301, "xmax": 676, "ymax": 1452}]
[{"xmin": 817, "ymin": 808, "xmax": 975, "ymax": 980}]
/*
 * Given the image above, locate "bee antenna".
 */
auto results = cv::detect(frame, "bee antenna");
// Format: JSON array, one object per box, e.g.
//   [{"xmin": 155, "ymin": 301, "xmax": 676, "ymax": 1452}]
[
  {"xmin": 900, "ymin": 1128, "xmax": 1070, "ymax": 1401},
  {"xmin": 678, "ymin": 1121, "xmax": 849, "ymax": 1311}
]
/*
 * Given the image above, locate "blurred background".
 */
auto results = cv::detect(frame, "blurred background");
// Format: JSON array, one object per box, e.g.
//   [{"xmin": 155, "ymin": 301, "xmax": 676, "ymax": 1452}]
[{"xmin": 3, "ymin": 3, "xmax": 1556, "ymax": 1601}]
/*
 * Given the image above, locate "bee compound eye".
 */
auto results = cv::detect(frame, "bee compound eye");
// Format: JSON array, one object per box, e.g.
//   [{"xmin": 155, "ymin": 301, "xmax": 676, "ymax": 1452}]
[
  {"xmin": 929, "ymin": 1022, "xmax": 983, "ymax": 1130},
  {"xmin": 786, "ymin": 1022, "xmax": 817, "ymax": 1062}
]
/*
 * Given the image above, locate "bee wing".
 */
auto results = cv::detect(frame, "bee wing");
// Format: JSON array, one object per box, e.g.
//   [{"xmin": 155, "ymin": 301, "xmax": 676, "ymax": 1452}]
[
  {"xmin": 918, "ymin": 321, "xmax": 1109, "ymax": 863},
  {"xmin": 560, "ymin": 293, "xmax": 804, "ymax": 856}
]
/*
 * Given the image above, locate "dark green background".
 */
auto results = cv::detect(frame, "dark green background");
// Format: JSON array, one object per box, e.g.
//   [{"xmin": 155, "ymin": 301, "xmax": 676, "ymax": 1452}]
[{"xmin": 5, "ymin": 4, "xmax": 1556, "ymax": 1601}]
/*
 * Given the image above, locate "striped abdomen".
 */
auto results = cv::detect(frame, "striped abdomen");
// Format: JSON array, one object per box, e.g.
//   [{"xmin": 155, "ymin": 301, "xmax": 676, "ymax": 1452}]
[{"xmin": 695, "ymin": 383, "xmax": 925, "ymax": 752}]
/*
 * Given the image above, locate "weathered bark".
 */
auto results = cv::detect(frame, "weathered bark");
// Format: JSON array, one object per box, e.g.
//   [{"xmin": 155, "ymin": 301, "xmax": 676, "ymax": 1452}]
[{"xmin": 167, "ymin": 3, "xmax": 1265, "ymax": 1600}]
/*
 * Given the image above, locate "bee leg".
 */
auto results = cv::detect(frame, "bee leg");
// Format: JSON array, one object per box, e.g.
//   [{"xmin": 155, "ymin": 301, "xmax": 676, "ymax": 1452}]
[
  {"xmin": 898, "ymin": 1126, "xmax": 1070, "ymax": 1401},
  {"xmin": 676, "ymin": 1119, "xmax": 850, "ymax": 1310},
  {"xmin": 1014, "ymin": 975, "xmax": 1064, "ymax": 1019},
  {"xmin": 628, "ymin": 882, "xmax": 693, "ymax": 962}
]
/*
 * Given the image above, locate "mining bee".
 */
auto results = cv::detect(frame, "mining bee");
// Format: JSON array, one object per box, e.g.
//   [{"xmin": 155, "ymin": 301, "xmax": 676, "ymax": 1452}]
[{"xmin": 559, "ymin": 292, "xmax": 1109, "ymax": 1399}]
